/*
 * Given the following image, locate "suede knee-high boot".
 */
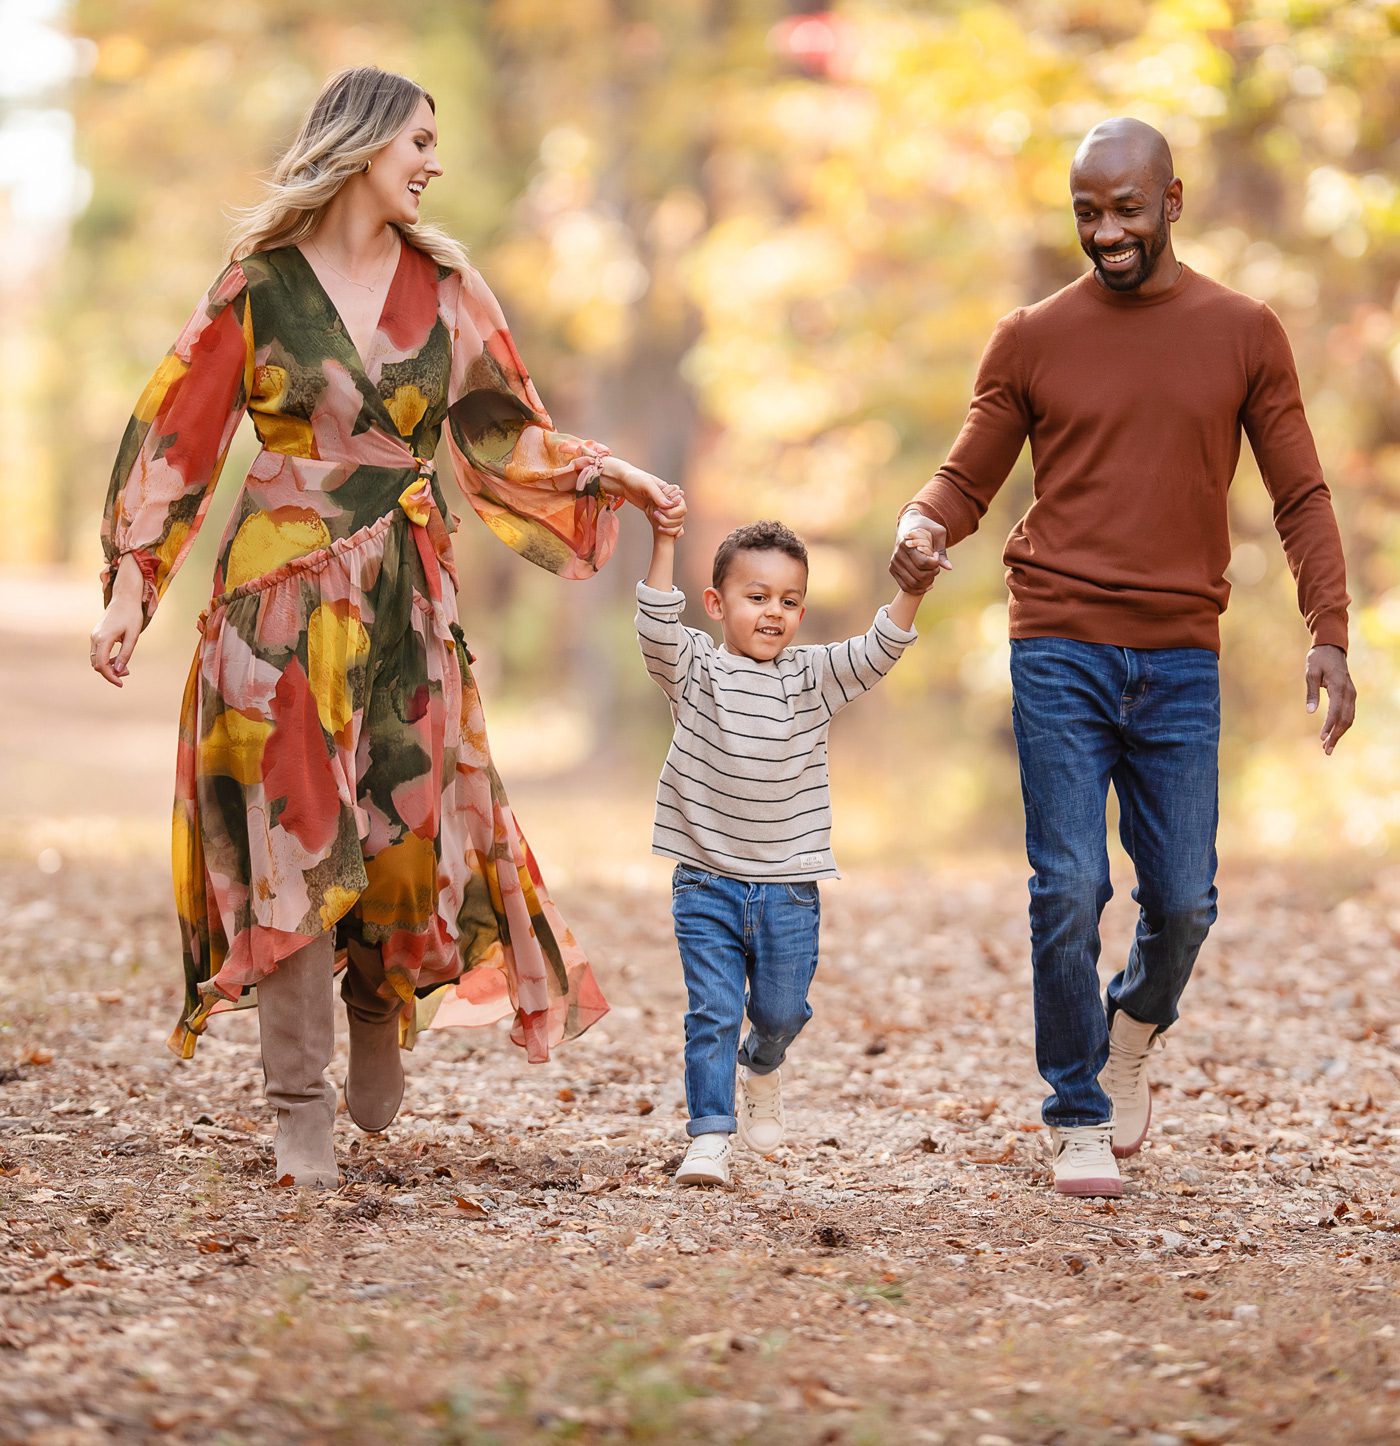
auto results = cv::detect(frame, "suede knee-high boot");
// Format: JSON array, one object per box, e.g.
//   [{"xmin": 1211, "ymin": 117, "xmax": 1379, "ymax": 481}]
[
  {"xmin": 257, "ymin": 935, "xmax": 339, "ymax": 1187},
  {"xmin": 341, "ymin": 940, "xmax": 405, "ymax": 1133}
]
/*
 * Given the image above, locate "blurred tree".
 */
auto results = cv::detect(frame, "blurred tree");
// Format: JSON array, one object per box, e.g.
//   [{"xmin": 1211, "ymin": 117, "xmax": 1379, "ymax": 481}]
[{"xmin": 25, "ymin": 0, "xmax": 1400, "ymax": 854}]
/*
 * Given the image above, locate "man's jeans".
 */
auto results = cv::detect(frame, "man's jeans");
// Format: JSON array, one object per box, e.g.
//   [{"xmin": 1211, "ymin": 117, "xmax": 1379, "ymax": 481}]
[
  {"xmin": 1010, "ymin": 637, "xmax": 1219, "ymax": 1128},
  {"xmin": 671, "ymin": 865, "xmax": 821, "ymax": 1136}
]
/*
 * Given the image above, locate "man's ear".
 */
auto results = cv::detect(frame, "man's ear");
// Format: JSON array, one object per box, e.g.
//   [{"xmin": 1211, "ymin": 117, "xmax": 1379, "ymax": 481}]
[
  {"xmin": 1165, "ymin": 176, "xmax": 1183, "ymax": 223},
  {"xmin": 702, "ymin": 587, "xmax": 724, "ymax": 621}
]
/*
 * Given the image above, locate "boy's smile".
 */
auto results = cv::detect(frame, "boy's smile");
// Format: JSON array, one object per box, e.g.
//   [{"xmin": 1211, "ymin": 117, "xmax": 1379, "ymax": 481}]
[{"xmin": 704, "ymin": 549, "xmax": 808, "ymax": 662}]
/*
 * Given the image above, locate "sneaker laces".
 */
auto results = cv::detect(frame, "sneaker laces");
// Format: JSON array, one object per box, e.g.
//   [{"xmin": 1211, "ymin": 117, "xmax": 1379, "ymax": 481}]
[
  {"xmin": 687, "ymin": 1134, "xmax": 728, "ymax": 1160},
  {"xmin": 1103, "ymin": 1029, "xmax": 1159, "ymax": 1096},
  {"xmin": 746, "ymin": 1074, "xmax": 782, "ymax": 1121},
  {"xmin": 1058, "ymin": 1123, "xmax": 1115, "ymax": 1165}
]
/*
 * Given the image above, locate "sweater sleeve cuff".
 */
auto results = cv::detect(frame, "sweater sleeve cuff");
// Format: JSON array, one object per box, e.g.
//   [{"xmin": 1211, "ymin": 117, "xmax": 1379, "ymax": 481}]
[
  {"xmin": 898, "ymin": 500, "xmax": 944, "ymax": 530},
  {"xmin": 901, "ymin": 480, "xmax": 979, "ymax": 546},
  {"xmin": 635, "ymin": 581, "xmax": 686, "ymax": 611},
  {"xmin": 1310, "ymin": 615, "xmax": 1348, "ymax": 652},
  {"xmin": 873, "ymin": 605, "xmax": 917, "ymax": 645}
]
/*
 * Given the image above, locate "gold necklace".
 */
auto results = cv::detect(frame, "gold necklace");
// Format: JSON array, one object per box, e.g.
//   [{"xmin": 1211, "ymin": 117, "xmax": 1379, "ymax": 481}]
[{"xmin": 308, "ymin": 237, "xmax": 397, "ymax": 291}]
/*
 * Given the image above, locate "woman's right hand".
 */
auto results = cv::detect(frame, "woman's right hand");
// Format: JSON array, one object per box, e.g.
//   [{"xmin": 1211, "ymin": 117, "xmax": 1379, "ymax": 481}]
[{"xmin": 91, "ymin": 558, "xmax": 146, "ymax": 687}]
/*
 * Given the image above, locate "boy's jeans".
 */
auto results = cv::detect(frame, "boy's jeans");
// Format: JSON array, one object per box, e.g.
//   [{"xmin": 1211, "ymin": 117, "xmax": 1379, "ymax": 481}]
[
  {"xmin": 1010, "ymin": 637, "xmax": 1220, "ymax": 1128},
  {"xmin": 671, "ymin": 865, "xmax": 821, "ymax": 1136}
]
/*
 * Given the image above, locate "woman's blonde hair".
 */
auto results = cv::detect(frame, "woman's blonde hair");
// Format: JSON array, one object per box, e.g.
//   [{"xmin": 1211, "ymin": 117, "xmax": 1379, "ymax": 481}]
[{"xmin": 228, "ymin": 66, "xmax": 469, "ymax": 272}]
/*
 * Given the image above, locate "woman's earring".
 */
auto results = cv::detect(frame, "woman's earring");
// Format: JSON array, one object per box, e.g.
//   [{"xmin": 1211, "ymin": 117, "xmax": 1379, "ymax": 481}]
[{"xmin": 364, "ymin": 159, "xmax": 373, "ymax": 173}]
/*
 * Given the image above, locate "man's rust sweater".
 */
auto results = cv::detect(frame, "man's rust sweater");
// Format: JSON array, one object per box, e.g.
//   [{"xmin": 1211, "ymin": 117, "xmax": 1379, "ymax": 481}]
[{"xmin": 905, "ymin": 266, "xmax": 1349, "ymax": 653}]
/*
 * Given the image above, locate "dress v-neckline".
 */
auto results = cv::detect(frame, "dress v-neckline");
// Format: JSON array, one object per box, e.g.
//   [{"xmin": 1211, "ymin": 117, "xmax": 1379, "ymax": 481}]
[{"xmin": 293, "ymin": 239, "xmax": 404, "ymax": 377}]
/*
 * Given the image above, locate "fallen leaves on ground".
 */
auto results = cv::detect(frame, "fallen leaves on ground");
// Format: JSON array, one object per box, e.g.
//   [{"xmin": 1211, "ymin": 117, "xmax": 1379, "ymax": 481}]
[{"xmin": 0, "ymin": 856, "xmax": 1398, "ymax": 1443}]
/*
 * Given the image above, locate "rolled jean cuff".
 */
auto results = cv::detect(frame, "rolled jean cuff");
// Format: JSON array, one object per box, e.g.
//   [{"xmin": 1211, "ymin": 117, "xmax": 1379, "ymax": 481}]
[
  {"xmin": 687, "ymin": 1114, "xmax": 736, "ymax": 1137},
  {"xmin": 737, "ymin": 1044, "xmax": 784, "ymax": 1075}
]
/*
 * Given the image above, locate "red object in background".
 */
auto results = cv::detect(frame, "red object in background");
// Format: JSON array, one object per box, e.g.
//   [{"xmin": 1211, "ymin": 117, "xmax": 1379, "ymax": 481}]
[{"xmin": 769, "ymin": 11, "xmax": 858, "ymax": 80}]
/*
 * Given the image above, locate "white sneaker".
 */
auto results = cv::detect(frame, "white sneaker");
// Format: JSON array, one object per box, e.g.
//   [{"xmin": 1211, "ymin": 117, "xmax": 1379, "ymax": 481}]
[
  {"xmin": 1048, "ymin": 1123, "xmax": 1122, "ymax": 1197},
  {"xmin": 737, "ymin": 1067, "xmax": 785, "ymax": 1154},
  {"xmin": 674, "ymin": 1132, "xmax": 732, "ymax": 1186},
  {"xmin": 1100, "ymin": 1011, "xmax": 1160, "ymax": 1158}
]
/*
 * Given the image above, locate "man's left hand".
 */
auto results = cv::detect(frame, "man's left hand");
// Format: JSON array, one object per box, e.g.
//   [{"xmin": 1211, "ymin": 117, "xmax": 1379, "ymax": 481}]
[{"xmin": 1305, "ymin": 644, "xmax": 1356, "ymax": 755}]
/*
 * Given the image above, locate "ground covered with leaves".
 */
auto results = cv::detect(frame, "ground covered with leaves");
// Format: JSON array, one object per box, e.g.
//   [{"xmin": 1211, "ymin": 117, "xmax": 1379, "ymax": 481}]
[{"xmin": 2, "ymin": 853, "xmax": 1398, "ymax": 1444}]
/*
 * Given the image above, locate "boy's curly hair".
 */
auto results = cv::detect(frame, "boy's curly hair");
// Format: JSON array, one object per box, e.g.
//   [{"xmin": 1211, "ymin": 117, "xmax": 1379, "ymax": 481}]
[{"xmin": 711, "ymin": 520, "xmax": 809, "ymax": 589}]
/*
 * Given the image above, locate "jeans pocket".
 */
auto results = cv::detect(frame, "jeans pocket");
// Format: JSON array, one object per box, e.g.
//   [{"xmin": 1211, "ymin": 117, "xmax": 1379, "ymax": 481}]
[
  {"xmin": 783, "ymin": 881, "xmax": 820, "ymax": 908},
  {"xmin": 673, "ymin": 864, "xmax": 712, "ymax": 895}
]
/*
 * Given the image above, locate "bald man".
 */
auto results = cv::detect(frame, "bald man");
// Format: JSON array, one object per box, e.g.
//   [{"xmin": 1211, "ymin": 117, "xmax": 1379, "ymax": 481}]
[{"xmin": 891, "ymin": 119, "xmax": 1354, "ymax": 1197}]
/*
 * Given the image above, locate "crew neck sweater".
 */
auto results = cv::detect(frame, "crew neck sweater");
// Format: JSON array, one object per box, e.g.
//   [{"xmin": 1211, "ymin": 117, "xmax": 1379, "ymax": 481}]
[
  {"xmin": 634, "ymin": 582, "xmax": 917, "ymax": 881},
  {"xmin": 904, "ymin": 266, "xmax": 1349, "ymax": 653}
]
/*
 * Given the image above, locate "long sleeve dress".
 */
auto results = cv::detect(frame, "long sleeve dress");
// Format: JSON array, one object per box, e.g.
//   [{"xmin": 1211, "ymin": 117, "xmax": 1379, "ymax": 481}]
[{"xmin": 101, "ymin": 241, "xmax": 616, "ymax": 1061}]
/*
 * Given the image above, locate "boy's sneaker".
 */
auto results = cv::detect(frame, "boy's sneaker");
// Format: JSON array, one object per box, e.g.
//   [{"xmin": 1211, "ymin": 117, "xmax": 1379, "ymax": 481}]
[
  {"xmin": 1048, "ymin": 1123, "xmax": 1122, "ymax": 1197},
  {"xmin": 1100, "ymin": 1010, "xmax": 1160, "ymax": 1158},
  {"xmin": 737, "ymin": 1068, "xmax": 785, "ymax": 1153},
  {"xmin": 675, "ymin": 1132, "xmax": 732, "ymax": 1186}
]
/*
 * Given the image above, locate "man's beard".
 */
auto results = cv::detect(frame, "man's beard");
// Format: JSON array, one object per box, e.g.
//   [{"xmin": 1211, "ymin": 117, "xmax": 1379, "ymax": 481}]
[{"xmin": 1086, "ymin": 204, "xmax": 1170, "ymax": 291}]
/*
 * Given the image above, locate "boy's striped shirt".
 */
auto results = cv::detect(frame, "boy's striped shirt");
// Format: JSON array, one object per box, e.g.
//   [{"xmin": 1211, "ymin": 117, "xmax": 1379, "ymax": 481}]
[{"xmin": 635, "ymin": 582, "xmax": 916, "ymax": 881}]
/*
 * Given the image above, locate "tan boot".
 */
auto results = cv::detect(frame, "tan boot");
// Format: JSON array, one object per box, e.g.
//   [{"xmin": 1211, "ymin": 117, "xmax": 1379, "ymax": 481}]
[
  {"xmin": 258, "ymin": 936, "xmax": 339, "ymax": 1187},
  {"xmin": 341, "ymin": 940, "xmax": 405, "ymax": 1133},
  {"xmin": 1101, "ymin": 1010, "xmax": 1160, "ymax": 1158}
]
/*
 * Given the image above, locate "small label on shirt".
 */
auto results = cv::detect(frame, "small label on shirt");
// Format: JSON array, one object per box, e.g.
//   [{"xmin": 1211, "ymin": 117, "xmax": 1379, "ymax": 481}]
[{"xmin": 797, "ymin": 853, "xmax": 824, "ymax": 869}]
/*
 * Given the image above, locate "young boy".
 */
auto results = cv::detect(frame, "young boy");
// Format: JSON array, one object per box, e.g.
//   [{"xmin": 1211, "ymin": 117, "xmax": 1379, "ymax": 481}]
[{"xmin": 636, "ymin": 516, "xmax": 936, "ymax": 1185}]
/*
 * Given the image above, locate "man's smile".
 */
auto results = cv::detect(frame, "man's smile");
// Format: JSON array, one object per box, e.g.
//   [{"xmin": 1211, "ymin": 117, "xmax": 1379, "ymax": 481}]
[{"xmin": 1097, "ymin": 245, "xmax": 1139, "ymax": 268}]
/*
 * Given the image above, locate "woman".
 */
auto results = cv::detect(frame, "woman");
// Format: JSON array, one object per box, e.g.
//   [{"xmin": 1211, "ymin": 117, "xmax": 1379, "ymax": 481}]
[{"xmin": 91, "ymin": 67, "xmax": 682, "ymax": 1188}]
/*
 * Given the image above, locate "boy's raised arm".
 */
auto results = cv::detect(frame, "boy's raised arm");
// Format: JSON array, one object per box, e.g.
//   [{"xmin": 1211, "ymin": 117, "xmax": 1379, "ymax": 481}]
[
  {"xmin": 646, "ymin": 529, "xmax": 677, "ymax": 593},
  {"xmin": 888, "ymin": 586, "xmax": 924, "ymax": 633},
  {"xmin": 635, "ymin": 488, "xmax": 694, "ymax": 704}
]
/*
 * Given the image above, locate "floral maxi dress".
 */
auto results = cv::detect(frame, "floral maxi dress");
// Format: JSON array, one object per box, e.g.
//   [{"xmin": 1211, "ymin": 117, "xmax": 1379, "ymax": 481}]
[{"xmin": 101, "ymin": 242, "xmax": 616, "ymax": 1060}]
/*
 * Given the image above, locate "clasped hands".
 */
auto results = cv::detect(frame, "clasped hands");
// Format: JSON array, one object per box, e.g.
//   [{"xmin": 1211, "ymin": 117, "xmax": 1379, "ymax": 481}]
[
  {"xmin": 888, "ymin": 509, "xmax": 952, "ymax": 594},
  {"xmin": 598, "ymin": 455, "xmax": 686, "ymax": 537}
]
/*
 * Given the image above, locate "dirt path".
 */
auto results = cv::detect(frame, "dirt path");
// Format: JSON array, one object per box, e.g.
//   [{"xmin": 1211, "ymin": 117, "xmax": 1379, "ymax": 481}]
[{"xmin": 2, "ymin": 850, "xmax": 1398, "ymax": 1444}]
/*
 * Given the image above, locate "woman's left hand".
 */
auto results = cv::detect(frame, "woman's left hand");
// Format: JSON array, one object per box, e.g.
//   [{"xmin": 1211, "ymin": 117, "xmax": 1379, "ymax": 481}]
[{"xmin": 598, "ymin": 457, "xmax": 686, "ymax": 536}]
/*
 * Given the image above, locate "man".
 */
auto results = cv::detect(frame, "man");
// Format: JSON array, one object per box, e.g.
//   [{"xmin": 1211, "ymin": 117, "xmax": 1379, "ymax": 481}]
[{"xmin": 891, "ymin": 118, "xmax": 1355, "ymax": 1197}]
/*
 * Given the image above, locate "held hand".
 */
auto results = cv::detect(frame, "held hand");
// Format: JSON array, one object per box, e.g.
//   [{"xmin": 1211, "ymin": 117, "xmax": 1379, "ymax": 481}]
[
  {"xmin": 650, "ymin": 485, "xmax": 687, "ymax": 538},
  {"xmin": 1305, "ymin": 644, "xmax": 1356, "ymax": 755},
  {"xmin": 889, "ymin": 513, "xmax": 951, "ymax": 594},
  {"xmin": 601, "ymin": 457, "xmax": 686, "ymax": 536}
]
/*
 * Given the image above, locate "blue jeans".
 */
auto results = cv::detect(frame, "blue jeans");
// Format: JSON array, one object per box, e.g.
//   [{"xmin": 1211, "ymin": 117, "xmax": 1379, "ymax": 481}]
[
  {"xmin": 1010, "ymin": 637, "xmax": 1219, "ymax": 1128},
  {"xmin": 671, "ymin": 865, "xmax": 822, "ymax": 1136}
]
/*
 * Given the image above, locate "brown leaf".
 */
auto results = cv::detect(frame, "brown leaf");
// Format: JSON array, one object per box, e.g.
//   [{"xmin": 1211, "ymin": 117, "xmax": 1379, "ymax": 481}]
[
  {"xmin": 556, "ymin": 1087, "xmax": 576, "ymax": 1102},
  {"xmin": 794, "ymin": 1375, "xmax": 861, "ymax": 1410},
  {"xmin": 635, "ymin": 1098, "xmax": 655, "ymax": 1115},
  {"xmin": 453, "ymin": 1196, "xmax": 488, "ymax": 1219},
  {"xmin": 22, "ymin": 1047, "xmax": 53, "ymax": 1066},
  {"xmin": 965, "ymin": 1137, "xmax": 1016, "ymax": 1165}
]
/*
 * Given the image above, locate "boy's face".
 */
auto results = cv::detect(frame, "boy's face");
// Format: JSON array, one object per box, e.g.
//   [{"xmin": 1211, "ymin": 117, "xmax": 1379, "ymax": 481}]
[{"xmin": 703, "ymin": 548, "xmax": 808, "ymax": 661}]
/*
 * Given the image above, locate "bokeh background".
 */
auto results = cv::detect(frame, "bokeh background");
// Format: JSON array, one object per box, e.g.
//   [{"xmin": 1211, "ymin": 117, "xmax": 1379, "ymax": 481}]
[{"xmin": 2, "ymin": 0, "xmax": 1398, "ymax": 874}]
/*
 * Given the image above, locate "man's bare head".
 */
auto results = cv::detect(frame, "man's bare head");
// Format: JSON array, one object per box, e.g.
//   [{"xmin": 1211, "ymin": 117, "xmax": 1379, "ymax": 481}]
[
  {"xmin": 1070, "ymin": 119, "xmax": 1183, "ymax": 294},
  {"xmin": 1071, "ymin": 118, "xmax": 1175, "ymax": 191}
]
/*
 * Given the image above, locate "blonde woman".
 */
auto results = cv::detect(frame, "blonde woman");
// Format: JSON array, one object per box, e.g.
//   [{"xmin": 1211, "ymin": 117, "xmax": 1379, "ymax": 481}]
[{"xmin": 91, "ymin": 66, "xmax": 683, "ymax": 1187}]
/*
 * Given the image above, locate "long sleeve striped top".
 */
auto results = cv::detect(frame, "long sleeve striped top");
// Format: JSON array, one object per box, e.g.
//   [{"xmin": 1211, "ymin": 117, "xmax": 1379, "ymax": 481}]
[{"xmin": 635, "ymin": 581, "xmax": 917, "ymax": 881}]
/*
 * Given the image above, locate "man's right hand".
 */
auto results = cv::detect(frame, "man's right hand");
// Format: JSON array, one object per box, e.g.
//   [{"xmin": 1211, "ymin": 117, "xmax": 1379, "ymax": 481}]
[{"xmin": 889, "ymin": 511, "xmax": 952, "ymax": 593}]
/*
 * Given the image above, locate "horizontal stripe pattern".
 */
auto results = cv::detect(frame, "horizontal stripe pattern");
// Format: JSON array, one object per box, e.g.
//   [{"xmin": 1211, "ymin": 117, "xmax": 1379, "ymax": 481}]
[{"xmin": 635, "ymin": 582, "xmax": 916, "ymax": 881}]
